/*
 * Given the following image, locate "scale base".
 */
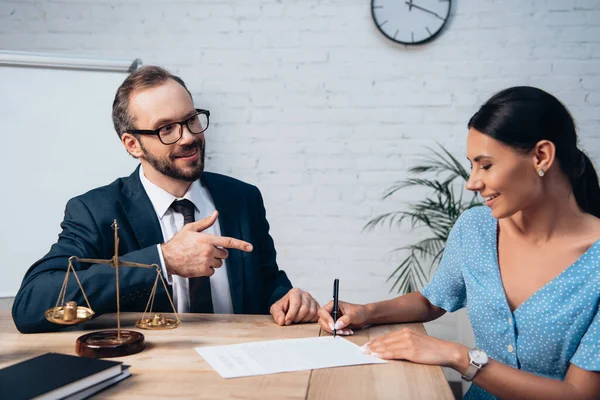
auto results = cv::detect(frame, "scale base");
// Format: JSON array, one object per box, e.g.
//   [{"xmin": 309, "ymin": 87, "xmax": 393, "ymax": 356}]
[{"xmin": 76, "ymin": 329, "xmax": 145, "ymax": 358}]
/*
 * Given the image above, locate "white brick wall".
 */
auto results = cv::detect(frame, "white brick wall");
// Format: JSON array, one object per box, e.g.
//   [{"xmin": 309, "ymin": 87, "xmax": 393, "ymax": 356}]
[{"xmin": 2, "ymin": 0, "xmax": 599, "ymax": 381}]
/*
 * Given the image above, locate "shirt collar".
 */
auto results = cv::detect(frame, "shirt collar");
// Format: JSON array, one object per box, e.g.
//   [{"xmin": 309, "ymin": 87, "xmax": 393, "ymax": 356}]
[{"xmin": 138, "ymin": 165, "xmax": 203, "ymax": 219}]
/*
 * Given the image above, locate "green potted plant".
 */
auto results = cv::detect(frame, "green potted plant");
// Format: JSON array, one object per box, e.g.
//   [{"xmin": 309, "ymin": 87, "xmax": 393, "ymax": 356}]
[{"xmin": 364, "ymin": 145, "xmax": 481, "ymax": 294}]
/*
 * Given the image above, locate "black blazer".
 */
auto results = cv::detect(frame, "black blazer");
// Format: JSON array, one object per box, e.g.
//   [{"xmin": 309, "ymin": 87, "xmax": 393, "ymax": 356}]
[{"xmin": 12, "ymin": 167, "xmax": 292, "ymax": 333}]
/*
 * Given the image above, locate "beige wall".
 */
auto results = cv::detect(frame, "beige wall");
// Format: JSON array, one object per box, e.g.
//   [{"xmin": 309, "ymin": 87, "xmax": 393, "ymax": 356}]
[{"xmin": 0, "ymin": 298, "xmax": 14, "ymax": 312}]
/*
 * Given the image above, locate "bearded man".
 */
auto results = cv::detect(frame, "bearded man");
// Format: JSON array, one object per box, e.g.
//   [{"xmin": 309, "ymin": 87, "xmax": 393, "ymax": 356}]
[{"xmin": 12, "ymin": 66, "xmax": 319, "ymax": 333}]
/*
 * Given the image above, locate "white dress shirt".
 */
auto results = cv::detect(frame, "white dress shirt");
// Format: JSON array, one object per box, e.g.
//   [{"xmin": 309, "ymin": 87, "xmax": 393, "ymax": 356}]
[{"xmin": 139, "ymin": 166, "xmax": 234, "ymax": 314}]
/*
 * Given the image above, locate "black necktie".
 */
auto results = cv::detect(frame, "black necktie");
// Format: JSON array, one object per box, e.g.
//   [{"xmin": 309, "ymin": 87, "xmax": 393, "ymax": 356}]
[{"xmin": 170, "ymin": 199, "xmax": 214, "ymax": 313}]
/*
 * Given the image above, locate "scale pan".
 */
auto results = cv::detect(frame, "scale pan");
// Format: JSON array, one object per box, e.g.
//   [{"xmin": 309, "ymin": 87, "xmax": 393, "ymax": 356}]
[
  {"xmin": 45, "ymin": 306, "xmax": 95, "ymax": 325},
  {"xmin": 135, "ymin": 314, "xmax": 180, "ymax": 330}
]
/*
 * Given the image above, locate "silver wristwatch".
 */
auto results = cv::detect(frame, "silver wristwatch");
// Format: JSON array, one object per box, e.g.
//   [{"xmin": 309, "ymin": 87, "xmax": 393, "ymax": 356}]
[{"xmin": 461, "ymin": 348, "xmax": 489, "ymax": 382}]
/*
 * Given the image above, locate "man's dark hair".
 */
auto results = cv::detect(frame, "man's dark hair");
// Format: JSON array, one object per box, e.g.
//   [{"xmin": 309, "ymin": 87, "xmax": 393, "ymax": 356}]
[{"xmin": 112, "ymin": 66, "xmax": 192, "ymax": 138}]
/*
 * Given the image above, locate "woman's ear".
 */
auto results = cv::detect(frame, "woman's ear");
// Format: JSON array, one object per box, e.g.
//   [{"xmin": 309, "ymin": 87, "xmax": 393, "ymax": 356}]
[
  {"xmin": 533, "ymin": 140, "xmax": 555, "ymax": 175},
  {"xmin": 121, "ymin": 133, "xmax": 143, "ymax": 158}
]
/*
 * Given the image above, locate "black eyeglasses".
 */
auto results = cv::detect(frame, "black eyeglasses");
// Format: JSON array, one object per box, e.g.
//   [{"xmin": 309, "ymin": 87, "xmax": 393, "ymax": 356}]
[{"xmin": 127, "ymin": 109, "xmax": 210, "ymax": 145}]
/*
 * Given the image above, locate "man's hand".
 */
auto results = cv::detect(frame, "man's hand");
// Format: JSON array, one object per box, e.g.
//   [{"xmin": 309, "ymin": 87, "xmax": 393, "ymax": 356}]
[
  {"xmin": 161, "ymin": 211, "xmax": 253, "ymax": 278},
  {"xmin": 270, "ymin": 288, "xmax": 320, "ymax": 326}
]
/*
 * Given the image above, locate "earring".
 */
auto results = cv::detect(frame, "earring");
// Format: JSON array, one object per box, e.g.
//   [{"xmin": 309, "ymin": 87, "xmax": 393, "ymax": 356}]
[{"xmin": 538, "ymin": 169, "xmax": 545, "ymax": 177}]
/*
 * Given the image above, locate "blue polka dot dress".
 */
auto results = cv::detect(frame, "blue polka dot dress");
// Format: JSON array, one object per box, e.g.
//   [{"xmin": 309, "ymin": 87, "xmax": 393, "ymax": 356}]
[{"xmin": 420, "ymin": 206, "xmax": 600, "ymax": 400}]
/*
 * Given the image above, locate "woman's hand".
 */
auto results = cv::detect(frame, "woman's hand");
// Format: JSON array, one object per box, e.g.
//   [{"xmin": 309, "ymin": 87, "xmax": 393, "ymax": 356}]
[
  {"xmin": 317, "ymin": 300, "xmax": 370, "ymax": 336},
  {"xmin": 361, "ymin": 327, "xmax": 468, "ymax": 370}
]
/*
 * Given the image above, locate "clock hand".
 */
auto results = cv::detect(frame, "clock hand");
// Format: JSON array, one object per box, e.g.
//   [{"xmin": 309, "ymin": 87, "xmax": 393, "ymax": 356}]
[
  {"xmin": 404, "ymin": 1, "xmax": 444, "ymax": 20},
  {"xmin": 407, "ymin": 0, "xmax": 414, "ymax": 11}
]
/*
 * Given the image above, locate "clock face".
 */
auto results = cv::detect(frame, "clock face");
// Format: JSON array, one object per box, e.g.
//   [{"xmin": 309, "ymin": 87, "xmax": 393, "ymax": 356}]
[{"xmin": 371, "ymin": 0, "xmax": 451, "ymax": 45}]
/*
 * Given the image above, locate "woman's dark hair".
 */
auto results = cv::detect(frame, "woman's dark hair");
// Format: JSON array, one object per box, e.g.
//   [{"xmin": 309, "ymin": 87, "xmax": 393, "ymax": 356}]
[{"xmin": 468, "ymin": 86, "xmax": 600, "ymax": 218}]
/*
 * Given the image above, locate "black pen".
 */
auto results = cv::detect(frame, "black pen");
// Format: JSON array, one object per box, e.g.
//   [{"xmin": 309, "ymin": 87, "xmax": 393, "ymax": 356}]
[{"xmin": 332, "ymin": 278, "xmax": 339, "ymax": 337}]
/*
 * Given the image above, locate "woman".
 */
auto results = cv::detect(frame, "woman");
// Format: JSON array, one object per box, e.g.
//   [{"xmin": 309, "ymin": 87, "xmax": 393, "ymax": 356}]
[{"xmin": 318, "ymin": 87, "xmax": 600, "ymax": 399}]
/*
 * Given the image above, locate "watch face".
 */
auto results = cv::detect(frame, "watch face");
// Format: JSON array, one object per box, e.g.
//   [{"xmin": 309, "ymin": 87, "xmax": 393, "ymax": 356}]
[
  {"xmin": 470, "ymin": 348, "xmax": 489, "ymax": 365},
  {"xmin": 371, "ymin": 0, "xmax": 451, "ymax": 45}
]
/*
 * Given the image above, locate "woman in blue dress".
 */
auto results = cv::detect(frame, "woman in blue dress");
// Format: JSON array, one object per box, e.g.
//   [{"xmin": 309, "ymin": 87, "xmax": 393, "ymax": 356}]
[{"xmin": 318, "ymin": 86, "xmax": 600, "ymax": 399}]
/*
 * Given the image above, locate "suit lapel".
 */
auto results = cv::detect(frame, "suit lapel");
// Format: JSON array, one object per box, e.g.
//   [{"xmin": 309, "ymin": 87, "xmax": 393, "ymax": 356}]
[
  {"xmin": 202, "ymin": 173, "xmax": 245, "ymax": 314},
  {"xmin": 119, "ymin": 166, "xmax": 164, "ymax": 249}
]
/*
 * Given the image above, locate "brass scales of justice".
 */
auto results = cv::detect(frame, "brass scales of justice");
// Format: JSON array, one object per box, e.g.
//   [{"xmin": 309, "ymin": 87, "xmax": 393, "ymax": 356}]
[{"xmin": 44, "ymin": 219, "xmax": 180, "ymax": 358}]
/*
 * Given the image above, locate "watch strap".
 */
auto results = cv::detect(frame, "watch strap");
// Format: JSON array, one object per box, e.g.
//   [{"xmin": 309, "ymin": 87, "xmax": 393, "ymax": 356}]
[{"xmin": 461, "ymin": 363, "xmax": 481, "ymax": 381}]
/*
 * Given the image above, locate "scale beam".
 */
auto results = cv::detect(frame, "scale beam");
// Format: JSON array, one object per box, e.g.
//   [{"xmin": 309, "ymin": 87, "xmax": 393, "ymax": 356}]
[{"xmin": 44, "ymin": 219, "xmax": 180, "ymax": 358}]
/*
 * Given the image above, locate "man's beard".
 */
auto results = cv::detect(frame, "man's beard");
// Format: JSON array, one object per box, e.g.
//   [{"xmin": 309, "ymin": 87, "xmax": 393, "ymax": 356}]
[{"xmin": 140, "ymin": 139, "xmax": 205, "ymax": 182}]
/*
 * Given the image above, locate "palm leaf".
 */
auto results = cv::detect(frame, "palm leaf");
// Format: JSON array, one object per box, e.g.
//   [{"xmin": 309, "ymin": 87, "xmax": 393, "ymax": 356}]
[
  {"xmin": 365, "ymin": 144, "xmax": 482, "ymax": 294},
  {"xmin": 408, "ymin": 145, "xmax": 470, "ymax": 181}
]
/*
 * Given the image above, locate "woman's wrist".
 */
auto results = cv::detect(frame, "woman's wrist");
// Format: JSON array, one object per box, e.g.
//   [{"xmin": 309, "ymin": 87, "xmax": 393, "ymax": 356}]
[
  {"xmin": 447, "ymin": 342, "xmax": 470, "ymax": 372},
  {"xmin": 363, "ymin": 302, "xmax": 377, "ymax": 325}
]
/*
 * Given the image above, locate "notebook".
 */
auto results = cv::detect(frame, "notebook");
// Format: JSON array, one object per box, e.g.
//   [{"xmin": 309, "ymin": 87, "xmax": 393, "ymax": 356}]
[
  {"xmin": 63, "ymin": 366, "xmax": 131, "ymax": 400},
  {"xmin": 0, "ymin": 352, "xmax": 126, "ymax": 400}
]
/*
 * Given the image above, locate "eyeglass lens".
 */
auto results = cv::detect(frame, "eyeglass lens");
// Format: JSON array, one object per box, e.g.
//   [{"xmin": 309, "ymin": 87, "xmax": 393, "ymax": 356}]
[{"xmin": 158, "ymin": 113, "xmax": 208, "ymax": 144}]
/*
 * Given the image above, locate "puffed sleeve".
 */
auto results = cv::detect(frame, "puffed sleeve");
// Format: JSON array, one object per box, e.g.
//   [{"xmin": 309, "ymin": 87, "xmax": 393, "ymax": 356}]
[{"xmin": 420, "ymin": 210, "xmax": 468, "ymax": 312}]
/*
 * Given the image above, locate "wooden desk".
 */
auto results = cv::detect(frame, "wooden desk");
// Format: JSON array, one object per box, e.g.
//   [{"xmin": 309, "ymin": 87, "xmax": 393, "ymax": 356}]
[{"xmin": 0, "ymin": 312, "xmax": 453, "ymax": 399}]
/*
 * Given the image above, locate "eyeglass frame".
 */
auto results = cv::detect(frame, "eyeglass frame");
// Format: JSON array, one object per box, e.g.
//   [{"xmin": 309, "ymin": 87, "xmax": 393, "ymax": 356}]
[{"xmin": 126, "ymin": 108, "xmax": 210, "ymax": 145}]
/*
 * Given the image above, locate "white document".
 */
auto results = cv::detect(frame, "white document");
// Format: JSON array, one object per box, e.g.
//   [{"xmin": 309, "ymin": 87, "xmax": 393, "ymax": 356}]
[{"xmin": 195, "ymin": 336, "xmax": 386, "ymax": 378}]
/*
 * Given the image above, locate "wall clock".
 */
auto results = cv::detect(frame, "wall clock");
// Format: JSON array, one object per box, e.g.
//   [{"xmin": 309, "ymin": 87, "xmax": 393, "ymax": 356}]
[{"xmin": 371, "ymin": 0, "xmax": 451, "ymax": 45}]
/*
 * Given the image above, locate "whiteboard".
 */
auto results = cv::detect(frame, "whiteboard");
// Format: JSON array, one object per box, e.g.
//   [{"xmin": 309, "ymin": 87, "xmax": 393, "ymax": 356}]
[{"xmin": 0, "ymin": 52, "xmax": 141, "ymax": 296}]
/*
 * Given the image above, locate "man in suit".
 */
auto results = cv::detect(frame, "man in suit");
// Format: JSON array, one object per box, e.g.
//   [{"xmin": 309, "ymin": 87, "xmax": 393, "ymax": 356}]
[{"xmin": 12, "ymin": 66, "xmax": 319, "ymax": 333}]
